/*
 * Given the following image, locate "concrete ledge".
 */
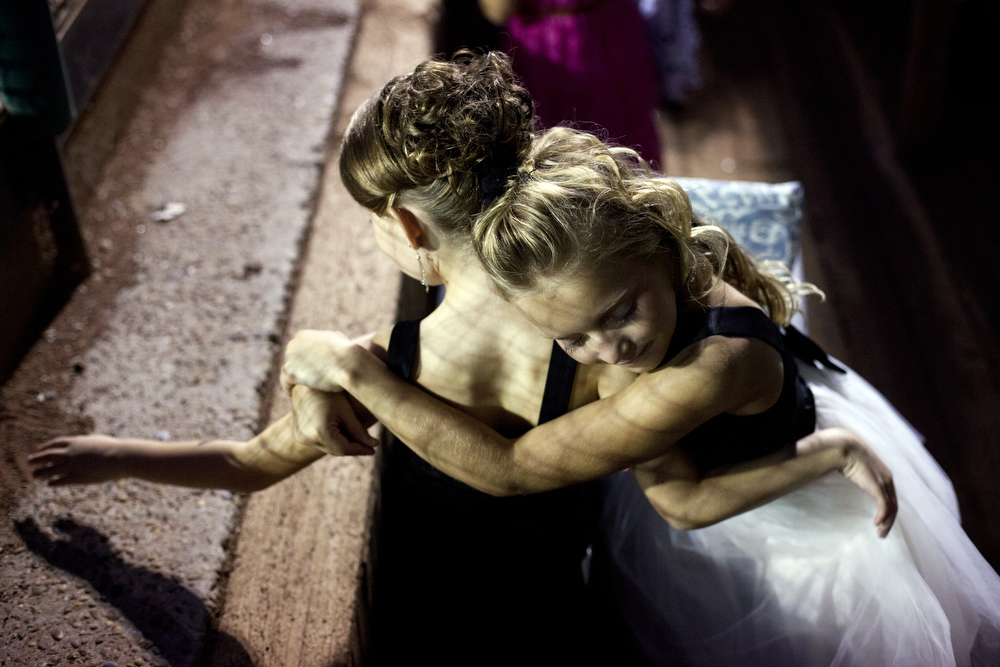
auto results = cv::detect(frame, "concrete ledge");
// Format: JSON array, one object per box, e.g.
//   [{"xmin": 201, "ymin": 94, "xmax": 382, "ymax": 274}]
[{"xmin": 211, "ymin": 1, "xmax": 438, "ymax": 664}]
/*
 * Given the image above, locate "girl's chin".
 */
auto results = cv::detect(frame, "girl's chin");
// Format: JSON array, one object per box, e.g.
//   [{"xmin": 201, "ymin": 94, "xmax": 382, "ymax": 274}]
[{"xmin": 618, "ymin": 341, "xmax": 653, "ymax": 371}]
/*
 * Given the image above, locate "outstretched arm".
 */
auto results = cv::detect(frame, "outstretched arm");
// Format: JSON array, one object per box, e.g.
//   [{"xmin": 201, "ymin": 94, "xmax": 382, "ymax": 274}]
[{"xmin": 28, "ymin": 387, "xmax": 377, "ymax": 493}]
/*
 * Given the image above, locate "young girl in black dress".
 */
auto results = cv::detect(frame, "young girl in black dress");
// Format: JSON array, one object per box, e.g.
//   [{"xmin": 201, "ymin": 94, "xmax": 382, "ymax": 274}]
[{"xmin": 282, "ymin": 125, "xmax": 1000, "ymax": 665}]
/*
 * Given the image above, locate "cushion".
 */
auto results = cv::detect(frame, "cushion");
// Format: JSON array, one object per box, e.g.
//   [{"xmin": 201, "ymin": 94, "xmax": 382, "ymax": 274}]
[{"xmin": 672, "ymin": 177, "xmax": 803, "ymax": 270}]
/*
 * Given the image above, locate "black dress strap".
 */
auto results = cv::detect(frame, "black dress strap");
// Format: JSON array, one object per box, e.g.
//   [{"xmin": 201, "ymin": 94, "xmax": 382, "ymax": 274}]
[
  {"xmin": 386, "ymin": 319, "xmax": 421, "ymax": 381},
  {"xmin": 702, "ymin": 307, "xmax": 784, "ymax": 350},
  {"xmin": 667, "ymin": 307, "xmax": 845, "ymax": 373},
  {"xmin": 666, "ymin": 306, "xmax": 784, "ymax": 361},
  {"xmin": 537, "ymin": 343, "xmax": 579, "ymax": 425},
  {"xmin": 783, "ymin": 325, "xmax": 847, "ymax": 374}
]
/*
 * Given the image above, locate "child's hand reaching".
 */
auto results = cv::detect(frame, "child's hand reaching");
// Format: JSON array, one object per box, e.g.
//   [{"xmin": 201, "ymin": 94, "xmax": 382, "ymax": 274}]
[
  {"xmin": 797, "ymin": 428, "xmax": 897, "ymax": 538},
  {"xmin": 290, "ymin": 384, "xmax": 378, "ymax": 456},
  {"xmin": 28, "ymin": 435, "xmax": 125, "ymax": 486}
]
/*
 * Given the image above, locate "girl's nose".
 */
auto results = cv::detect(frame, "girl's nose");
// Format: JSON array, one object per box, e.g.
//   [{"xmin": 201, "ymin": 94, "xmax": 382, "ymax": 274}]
[{"xmin": 596, "ymin": 334, "xmax": 631, "ymax": 365}]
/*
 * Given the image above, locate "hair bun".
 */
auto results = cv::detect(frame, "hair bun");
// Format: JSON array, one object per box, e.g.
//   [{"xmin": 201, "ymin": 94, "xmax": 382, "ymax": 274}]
[{"xmin": 380, "ymin": 50, "xmax": 535, "ymax": 186}]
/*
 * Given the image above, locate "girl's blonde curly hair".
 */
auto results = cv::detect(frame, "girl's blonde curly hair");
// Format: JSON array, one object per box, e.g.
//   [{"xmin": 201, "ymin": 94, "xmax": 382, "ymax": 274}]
[{"xmin": 473, "ymin": 127, "xmax": 813, "ymax": 326}]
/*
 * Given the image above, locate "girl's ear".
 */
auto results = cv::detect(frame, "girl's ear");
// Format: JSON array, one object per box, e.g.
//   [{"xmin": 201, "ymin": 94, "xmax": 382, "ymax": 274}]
[{"xmin": 386, "ymin": 206, "xmax": 425, "ymax": 250}]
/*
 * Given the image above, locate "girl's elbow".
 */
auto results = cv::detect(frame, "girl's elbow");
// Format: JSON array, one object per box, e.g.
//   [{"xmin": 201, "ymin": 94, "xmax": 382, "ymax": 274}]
[
  {"xmin": 481, "ymin": 478, "xmax": 526, "ymax": 497},
  {"xmin": 661, "ymin": 512, "xmax": 703, "ymax": 531},
  {"xmin": 649, "ymin": 499, "xmax": 711, "ymax": 531}
]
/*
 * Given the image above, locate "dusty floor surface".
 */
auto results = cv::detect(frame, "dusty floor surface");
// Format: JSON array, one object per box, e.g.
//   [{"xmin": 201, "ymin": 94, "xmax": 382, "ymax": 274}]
[{"xmin": 1, "ymin": 0, "xmax": 365, "ymax": 664}]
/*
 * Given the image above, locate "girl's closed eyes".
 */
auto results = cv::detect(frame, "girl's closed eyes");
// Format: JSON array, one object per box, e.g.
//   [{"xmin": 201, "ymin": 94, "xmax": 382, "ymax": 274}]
[
  {"xmin": 609, "ymin": 301, "xmax": 641, "ymax": 328},
  {"xmin": 558, "ymin": 301, "xmax": 641, "ymax": 354}
]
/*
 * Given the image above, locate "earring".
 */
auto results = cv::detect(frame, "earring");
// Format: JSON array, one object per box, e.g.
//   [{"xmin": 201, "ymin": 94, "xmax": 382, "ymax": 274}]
[{"xmin": 408, "ymin": 242, "xmax": 429, "ymax": 293}]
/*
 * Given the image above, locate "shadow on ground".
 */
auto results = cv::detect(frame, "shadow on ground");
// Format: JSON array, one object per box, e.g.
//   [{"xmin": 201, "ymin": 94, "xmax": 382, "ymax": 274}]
[{"xmin": 15, "ymin": 517, "xmax": 252, "ymax": 666}]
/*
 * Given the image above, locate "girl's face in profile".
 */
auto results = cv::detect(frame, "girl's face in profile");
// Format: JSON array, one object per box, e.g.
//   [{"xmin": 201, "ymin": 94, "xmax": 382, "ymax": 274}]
[{"xmin": 512, "ymin": 259, "xmax": 677, "ymax": 374}]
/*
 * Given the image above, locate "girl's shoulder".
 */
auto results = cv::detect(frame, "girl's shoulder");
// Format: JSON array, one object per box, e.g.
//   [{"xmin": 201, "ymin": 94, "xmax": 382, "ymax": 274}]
[
  {"xmin": 644, "ymin": 308, "xmax": 785, "ymax": 420},
  {"xmin": 703, "ymin": 280, "xmax": 765, "ymax": 310},
  {"xmin": 368, "ymin": 329, "xmax": 393, "ymax": 362}
]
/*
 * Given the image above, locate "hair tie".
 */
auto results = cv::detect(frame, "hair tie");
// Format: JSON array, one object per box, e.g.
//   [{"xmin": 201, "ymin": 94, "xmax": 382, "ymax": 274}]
[{"xmin": 479, "ymin": 156, "xmax": 519, "ymax": 211}]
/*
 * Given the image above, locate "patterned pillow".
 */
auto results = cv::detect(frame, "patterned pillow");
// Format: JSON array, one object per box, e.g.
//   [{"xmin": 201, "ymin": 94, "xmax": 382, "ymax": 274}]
[{"xmin": 671, "ymin": 178, "xmax": 803, "ymax": 270}]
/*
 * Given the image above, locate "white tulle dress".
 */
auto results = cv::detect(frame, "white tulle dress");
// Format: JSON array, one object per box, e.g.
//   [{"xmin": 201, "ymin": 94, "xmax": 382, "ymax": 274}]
[{"xmin": 599, "ymin": 351, "xmax": 1000, "ymax": 666}]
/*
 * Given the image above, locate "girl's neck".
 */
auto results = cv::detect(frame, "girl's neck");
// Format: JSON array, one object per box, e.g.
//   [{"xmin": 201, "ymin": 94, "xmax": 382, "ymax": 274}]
[{"xmin": 430, "ymin": 248, "xmax": 532, "ymax": 335}]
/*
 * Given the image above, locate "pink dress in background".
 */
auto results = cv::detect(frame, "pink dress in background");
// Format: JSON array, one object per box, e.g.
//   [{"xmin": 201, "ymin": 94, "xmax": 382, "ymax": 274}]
[{"xmin": 504, "ymin": 0, "xmax": 662, "ymax": 165}]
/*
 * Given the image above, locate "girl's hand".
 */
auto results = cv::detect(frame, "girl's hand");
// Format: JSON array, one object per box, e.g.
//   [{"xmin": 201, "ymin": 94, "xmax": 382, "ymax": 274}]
[
  {"xmin": 280, "ymin": 330, "xmax": 355, "ymax": 394},
  {"xmin": 797, "ymin": 428, "xmax": 897, "ymax": 538},
  {"xmin": 28, "ymin": 435, "xmax": 125, "ymax": 486},
  {"xmin": 290, "ymin": 385, "xmax": 378, "ymax": 456}
]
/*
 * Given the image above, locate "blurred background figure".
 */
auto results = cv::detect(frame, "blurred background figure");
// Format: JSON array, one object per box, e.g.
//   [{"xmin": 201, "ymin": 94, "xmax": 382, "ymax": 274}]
[
  {"xmin": 479, "ymin": 0, "xmax": 662, "ymax": 165},
  {"xmin": 635, "ymin": 0, "xmax": 702, "ymax": 110}
]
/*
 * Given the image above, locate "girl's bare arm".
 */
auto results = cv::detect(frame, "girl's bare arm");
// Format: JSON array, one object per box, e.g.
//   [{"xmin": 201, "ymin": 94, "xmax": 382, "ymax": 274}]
[
  {"xmin": 636, "ymin": 428, "xmax": 896, "ymax": 536},
  {"xmin": 29, "ymin": 388, "xmax": 376, "ymax": 492},
  {"xmin": 286, "ymin": 332, "xmax": 760, "ymax": 494},
  {"xmin": 282, "ymin": 331, "xmax": 897, "ymax": 535}
]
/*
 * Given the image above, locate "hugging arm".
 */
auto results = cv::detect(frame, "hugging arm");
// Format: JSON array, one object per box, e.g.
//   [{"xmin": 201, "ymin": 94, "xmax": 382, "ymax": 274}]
[
  {"xmin": 283, "ymin": 333, "xmax": 897, "ymax": 535},
  {"xmin": 636, "ymin": 428, "xmax": 896, "ymax": 536}
]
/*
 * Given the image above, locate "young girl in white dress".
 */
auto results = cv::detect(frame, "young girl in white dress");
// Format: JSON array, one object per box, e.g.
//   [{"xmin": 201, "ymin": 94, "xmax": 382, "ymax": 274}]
[{"xmin": 282, "ymin": 125, "xmax": 1000, "ymax": 666}]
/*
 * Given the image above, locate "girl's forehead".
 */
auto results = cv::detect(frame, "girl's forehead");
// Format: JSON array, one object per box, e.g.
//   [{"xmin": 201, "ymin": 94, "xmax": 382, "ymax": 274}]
[
  {"xmin": 512, "ymin": 265, "xmax": 638, "ymax": 336},
  {"xmin": 546, "ymin": 261, "xmax": 644, "ymax": 295}
]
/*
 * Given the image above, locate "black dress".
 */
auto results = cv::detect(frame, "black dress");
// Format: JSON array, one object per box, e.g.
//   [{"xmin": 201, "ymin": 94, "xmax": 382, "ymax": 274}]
[
  {"xmin": 666, "ymin": 306, "xmax": 820, "ymax": 471},
  {"xmin": 368, "ymin": 319, "xmax": 611, "ymax": 666}
]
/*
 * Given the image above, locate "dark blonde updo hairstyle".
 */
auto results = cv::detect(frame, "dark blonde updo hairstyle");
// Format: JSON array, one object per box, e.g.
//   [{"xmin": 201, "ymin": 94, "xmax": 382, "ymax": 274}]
[
  {"xmin": 474, "ymin": 127, "xmax": 807, "ymax": 326},
  {"xmin": 339, "ymin": 50, "xmax": 535, "ymax": 243}
]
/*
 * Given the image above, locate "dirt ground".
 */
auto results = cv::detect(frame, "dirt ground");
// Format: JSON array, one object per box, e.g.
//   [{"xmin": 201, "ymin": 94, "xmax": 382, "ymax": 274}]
[{"xmin": 2, "ymin": 0, "xmax": 364, "ymax": 663}]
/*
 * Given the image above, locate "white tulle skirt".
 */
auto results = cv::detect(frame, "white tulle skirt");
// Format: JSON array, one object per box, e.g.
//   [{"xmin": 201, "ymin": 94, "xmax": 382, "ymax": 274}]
[{"xmin": 599, "ymin": 360, "xmax": 1000, "ymax": 667}]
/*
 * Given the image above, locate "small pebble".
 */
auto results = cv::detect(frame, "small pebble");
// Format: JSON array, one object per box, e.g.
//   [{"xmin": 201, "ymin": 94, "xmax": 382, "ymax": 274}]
[
  {"xmin": 104, "ymin": 661, "xmax": 119, "ymax": 667},
  {"xmin": 51, "ymin": 627, "xmax": 64, "ymax": 640},
  {"xmin": 151, "ymin": 202, "xmax": 185, "ymax": 222}
]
